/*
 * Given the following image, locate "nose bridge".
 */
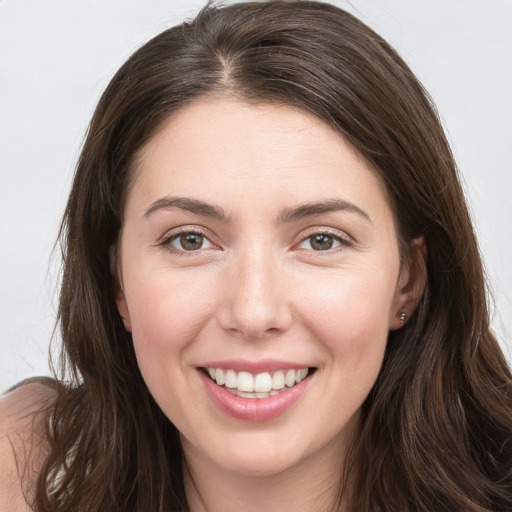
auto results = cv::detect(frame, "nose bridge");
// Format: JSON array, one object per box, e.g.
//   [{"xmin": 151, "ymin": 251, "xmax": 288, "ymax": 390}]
[{"xmin": 220, "ymin": 242, "xmax": 290, "ymax": 338}]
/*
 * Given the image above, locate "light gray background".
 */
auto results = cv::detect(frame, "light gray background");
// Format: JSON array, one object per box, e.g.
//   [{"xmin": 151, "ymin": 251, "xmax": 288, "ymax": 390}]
[{"xmin": 1, "ymin": 1, "xmax": 511, "ymax": 393}]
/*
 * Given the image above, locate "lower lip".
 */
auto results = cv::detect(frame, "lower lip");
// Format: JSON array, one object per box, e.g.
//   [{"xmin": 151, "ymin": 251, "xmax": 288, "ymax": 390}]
[{"xmin": 199, "ymin": 370, "xmax": 312, "ymax": 421}]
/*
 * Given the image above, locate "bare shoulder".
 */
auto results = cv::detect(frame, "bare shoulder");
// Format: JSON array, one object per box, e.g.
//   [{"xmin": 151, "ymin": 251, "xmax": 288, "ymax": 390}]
[{"xmin": 0, "ymin": 378, "xmax": 57, "ymax": 511}]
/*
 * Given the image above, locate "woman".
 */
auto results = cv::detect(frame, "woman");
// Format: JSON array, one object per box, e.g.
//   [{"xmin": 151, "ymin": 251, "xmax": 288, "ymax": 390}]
[{"xmin": 1, "ymin": 1, "xmax": 511, "ymax": 510}]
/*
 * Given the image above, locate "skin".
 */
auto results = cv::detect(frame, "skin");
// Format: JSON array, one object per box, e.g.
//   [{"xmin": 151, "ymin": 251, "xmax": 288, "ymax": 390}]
[
  {"xmin": 115, "ymin": 97, "xmax": 425, "ymax": 512},
  {"xmin": 0, "ymin": 383, "xmax": 55, "ymax": 511}
]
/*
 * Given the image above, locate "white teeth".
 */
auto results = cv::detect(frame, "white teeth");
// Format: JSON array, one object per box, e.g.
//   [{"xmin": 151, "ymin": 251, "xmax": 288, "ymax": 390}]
[
  {"xmin": 224, "ymin": 369, "xmax": 237, "ymax": 389},
  {"xmin": 296, "ymin": 368, "xmax": 308, "ymax": 383},
  {"xmin": 237, "ymin": 391, "xmax": 255, "ymax": 398},
  {"xmin": 254, "ymin": 372, "xmax": 272, "ymax": 393},
  {"xmin": 285, "ymin": 369, "xmax": 296, "ymax": 387},
  {"xmin": 207, "ymin": 367, "xmax": 311, "ymax": 397},
  {"xmin": 237, "ymin": 371, "xmax": 254, "ymax": 392},
  {"xmin": 232, "ymin": 391, "xmax": 273, "ymax": 399},
  {"xmin": 271, "ymin": 370, "xmax": 285, "ymax": 390},
  {"xmin": 215, "ymin": 368, "xmax": 225, "ymax": 386}
]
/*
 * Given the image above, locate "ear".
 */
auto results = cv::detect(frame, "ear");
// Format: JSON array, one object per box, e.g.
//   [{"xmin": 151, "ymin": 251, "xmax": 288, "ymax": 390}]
[
  {"xmin": 115, "ymin": 287, "xmax": 132, "ymax": 333},
  {"xmin": 389, "ymin": 236, "xmax": 427, "ymax": 330},
  {"xmin": 110, "ymin": 245, "xmax": 132, "ymax": 332}
]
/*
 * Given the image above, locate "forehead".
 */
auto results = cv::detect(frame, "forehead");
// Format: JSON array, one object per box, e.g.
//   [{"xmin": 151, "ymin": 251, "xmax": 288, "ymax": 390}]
[{"xmin": 126, "ymin": 97, "xmax": 392, "ymax": 222}]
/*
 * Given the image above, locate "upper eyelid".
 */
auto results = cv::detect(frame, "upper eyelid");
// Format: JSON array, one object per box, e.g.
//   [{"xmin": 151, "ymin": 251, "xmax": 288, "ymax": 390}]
[
  {"xmin": 159, "ymin": 225, "xmax": 214, "ymax": 243},
  {"xmin": 295, "ymin": 226, "xmax": 352, "ymax": 243},
  {"xmin": 293, "ymin": 228, "xmax": 354, "ymax": 255},
  {"xmin": 157, "ymin": 225, "xmax": 352, "ymax": 250},
  {"xmin": 156, "ymin": 227, "xmax": 218, "ymax": 254},
  {"xmin": 158, "ymin": 228, "xmax": 220, "ymax": 257}
]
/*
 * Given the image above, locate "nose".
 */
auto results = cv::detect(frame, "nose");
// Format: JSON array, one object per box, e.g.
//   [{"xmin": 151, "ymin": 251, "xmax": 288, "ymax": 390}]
[{"xmin": 217, "ymin": 246, "xmax": 292, "ymax": 339}]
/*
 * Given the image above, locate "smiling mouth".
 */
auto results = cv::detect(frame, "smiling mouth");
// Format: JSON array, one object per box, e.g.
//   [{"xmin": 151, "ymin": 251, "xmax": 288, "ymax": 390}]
[{"xmin": 202, "ymin": 367, "xmax": 316, "ymax": 399}]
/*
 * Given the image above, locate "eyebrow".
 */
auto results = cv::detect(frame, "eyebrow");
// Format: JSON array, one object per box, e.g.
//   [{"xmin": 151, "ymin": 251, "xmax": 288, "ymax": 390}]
[
  {"xmin": 144, "ymin": 196, "xmax": 371, "ymax": 224},
  {"xmin": 144, "ymin": 197, "xmax": 229, "ymax": 221},
  {"xmin": 279, "ymin": 198, "xmax": 371, "ymax": 224}
]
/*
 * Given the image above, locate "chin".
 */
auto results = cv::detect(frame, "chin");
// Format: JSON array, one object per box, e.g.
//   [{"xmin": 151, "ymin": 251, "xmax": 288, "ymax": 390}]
[
  {"xmin": 187, "ymin": 419, "xmax": 349, "ymax": 480},
  {"xmin": 214, "ymin": 446, "xmax": 307, "ymax": 478}
]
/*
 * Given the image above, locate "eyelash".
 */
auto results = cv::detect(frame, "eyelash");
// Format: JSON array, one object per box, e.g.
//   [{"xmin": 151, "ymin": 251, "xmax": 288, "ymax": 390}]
[
  {"xmin": 158, "ymin": 227, "xmax": 217, "ymax": 257},
  {"xmin": 295, "ymin": 228, "xmax": 352, "ymax": 254},
  {"xmin": 158, "ymin": 227, "xmax": 352, "ymax": 256}
]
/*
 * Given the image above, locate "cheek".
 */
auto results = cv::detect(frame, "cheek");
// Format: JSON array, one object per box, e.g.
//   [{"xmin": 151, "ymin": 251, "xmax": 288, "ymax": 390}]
[
  {"xmin": 125, "ymin": 271, "xmax": 219, "ymax": 431},
  {"xmin": 126, "ymin": 270, "xmax": 216, "ymax": 372},
  {"xmin": 297, "ymin": 268, "xmax": 395, "ymax": 371}
]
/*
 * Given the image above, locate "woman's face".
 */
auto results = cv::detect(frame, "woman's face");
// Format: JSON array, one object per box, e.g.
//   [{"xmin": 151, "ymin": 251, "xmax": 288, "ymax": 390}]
[{"xmin": 116, "ymin": 98, "xmax": 413, "ymax": 477}]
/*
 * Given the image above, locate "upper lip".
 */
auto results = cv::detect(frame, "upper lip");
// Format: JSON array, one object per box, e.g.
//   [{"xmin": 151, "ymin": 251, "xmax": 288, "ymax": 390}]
[{"xmin": 198, "ymin": 359, "xmax": 314, "ymax": 373}]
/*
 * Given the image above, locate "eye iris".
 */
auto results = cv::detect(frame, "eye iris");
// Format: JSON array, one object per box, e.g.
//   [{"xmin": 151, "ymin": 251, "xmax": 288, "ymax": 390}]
[
  {"xmin": 180, "ymin": 233, "xmax": 203, "ymax": 250},
  {"xmin": 311, "ymin": 234, "xmax": 333, "ymax": 251}
]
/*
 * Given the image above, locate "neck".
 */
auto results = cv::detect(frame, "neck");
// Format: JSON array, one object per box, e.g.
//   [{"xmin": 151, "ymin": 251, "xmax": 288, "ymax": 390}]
[{"xmin": 183, "ymin": 433, "xmax": 354, "ymax": 512}]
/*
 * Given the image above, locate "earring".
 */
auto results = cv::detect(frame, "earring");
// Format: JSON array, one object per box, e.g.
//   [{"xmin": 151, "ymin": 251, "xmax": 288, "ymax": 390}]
[{"xmin": 399, "ymin": 311, "xmax": 406, "ymax": 324}]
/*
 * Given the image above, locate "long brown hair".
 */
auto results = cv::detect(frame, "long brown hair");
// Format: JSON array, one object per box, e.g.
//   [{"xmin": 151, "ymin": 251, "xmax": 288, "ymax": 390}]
[{"xmin": 34, "ymin": 1, "xmax": 512, "ymax": 510}]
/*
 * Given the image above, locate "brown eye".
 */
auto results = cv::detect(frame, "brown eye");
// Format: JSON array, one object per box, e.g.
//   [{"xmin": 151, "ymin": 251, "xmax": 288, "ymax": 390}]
[
  {"xmin": 310, "ymin": 234, "xmax": 334, "ymax": 251},
  {"xmin": 169, "ymin": 232, "xmax": 213, "ymax": 252},
  {"xmin": 181, "ymin": 233, "xmax": 203, "ymax": 250},
  {"xmin": 297, "ymin": 232, "xmax": 347, "ymax": 252}
]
